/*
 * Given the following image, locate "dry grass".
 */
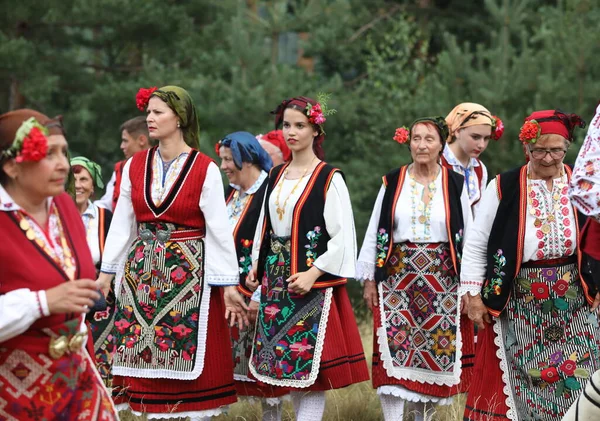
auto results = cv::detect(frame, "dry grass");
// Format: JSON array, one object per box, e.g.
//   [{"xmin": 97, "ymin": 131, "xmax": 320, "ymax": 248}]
[{"xmin": 118, "ymin": 323, "xmax": 466, "ymax": 421}]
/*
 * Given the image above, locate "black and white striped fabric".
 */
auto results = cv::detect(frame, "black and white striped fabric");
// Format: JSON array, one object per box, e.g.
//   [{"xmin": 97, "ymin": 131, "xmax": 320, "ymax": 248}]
[{"xmin": 562, "ymin": 369, "xmax": 600, "ymax": 420}]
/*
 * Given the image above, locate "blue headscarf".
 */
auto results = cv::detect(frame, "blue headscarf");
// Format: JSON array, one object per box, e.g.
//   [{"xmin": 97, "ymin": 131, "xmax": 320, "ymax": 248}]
[{"xmin": 217, "ymin": 131, "xmax": 273, "ymax": 173}]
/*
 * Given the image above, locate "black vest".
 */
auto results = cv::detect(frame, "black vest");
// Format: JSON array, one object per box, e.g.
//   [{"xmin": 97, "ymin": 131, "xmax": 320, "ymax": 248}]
[
  {"xmin": 225, "ymin": 179, "xmax": 269, "ymax": 296},
  {"xmin": 257, "ymin": 162, "xmax": 347, "ymax": 289},
  {"xmin": 374, "ymin": 165, "xmax": 465, "ymax": 282},
  {"xmin": 482, "ymin": 165, "xmax": 596, "ymax": 316}
]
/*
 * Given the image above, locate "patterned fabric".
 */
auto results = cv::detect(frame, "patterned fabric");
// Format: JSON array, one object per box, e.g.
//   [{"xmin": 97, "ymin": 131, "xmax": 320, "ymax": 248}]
[
  {"xmin": 231, "ymin": 295, "xmax": 255, "ymax": 380},
  {"xmin": 496, "ymin": 260, "xmax": 600, "ymax": 420},
  {"xmin": 250, "ymin": 235, "xmax": 333, "ymax": 387},
  {"xmin": 0, "ymin": 319, "xmax": 116, "ymax": 421},
  {"xmin": 151, "ymin": 150, "xmax": 190, "ymax": 206},
  {"xmin": 89, "ymin": 284, "xmax": 116, "ymax": 387},
  {"xmin": 443, "ymin": 146, "xmax": 485, "ymax": 206},
  {"xmin": 377, "ymin": 242, "xmax": 462, "ymax": 386},
  {"xmin": 112, "ymin": 221, "xmax": 207, "ymax": 378},
  {"xmin": 570, "ymin": 103, "xmax": 600, "ymax": 221}
]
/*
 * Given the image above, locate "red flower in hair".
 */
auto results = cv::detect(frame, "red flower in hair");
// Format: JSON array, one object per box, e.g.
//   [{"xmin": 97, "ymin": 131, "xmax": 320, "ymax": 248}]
[
  {"xmin": 519, "ymin": 120, "xmax": 541, "ymax": 144},
  {"xmin": 492, "ymin": 116, "xmax": 504, "ymax": 140},
  {"xmin": 308, "ymin": 103, "xmax": 326, "ymax": 125},
  {"xmin": 16, "ymin": 127, "xmax": 48, "ymax": 163},
  {"xmin": 136, "ymin": 87, "xmax": 158, "ymax": 111},
  {"xmin": 393, "ymin": 127, "xmax": 410, "ymax": 144}
]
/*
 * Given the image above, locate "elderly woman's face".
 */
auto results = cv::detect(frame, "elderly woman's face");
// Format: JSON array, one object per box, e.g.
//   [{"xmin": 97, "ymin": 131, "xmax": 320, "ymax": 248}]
[
  {"xmin": 146, "ymin": 96, "xmax": 178, "ymax": 141},
  {"xmin": 527, "ymin": 134, "xmax": 568, "ymax": 179},
  {"xmin": 74, "ymin": 167, "xmax": 94, "ymax": 208},
  {"xmin": 219, "ymin": 146, "xmax": 242, "ymax": 185},
  {"xmin": 410, "ymin": 123, "xmax": 443, "ymax": 166},
  {"xmin": 2, "ymin": 134, "xmax": 69, "ymax": 200}
]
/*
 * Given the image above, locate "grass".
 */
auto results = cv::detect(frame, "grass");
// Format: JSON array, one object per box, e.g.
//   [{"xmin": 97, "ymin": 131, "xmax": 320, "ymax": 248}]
[{"xmin": 118, "ymin": 322, "xmax": 467, "ymax": 420}]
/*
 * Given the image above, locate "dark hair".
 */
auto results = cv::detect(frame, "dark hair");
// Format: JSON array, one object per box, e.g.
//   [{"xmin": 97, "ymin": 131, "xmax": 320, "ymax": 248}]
[
  {"xmin": 285, "ymin": 103, "xmax": 325, "ymax": 160},
  {"xmin": 120, "ymin": 116, "xmax": 151, "ymax": 142}
]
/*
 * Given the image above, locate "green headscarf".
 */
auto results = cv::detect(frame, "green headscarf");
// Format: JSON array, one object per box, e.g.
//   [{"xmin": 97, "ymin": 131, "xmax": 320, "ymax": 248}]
[
  {"xmin": 151, "ymin": 86, "xmax": 200, "ymax": 150},
  {"xmin": 70, "ymin": 156, "xmax": 104, "ymax": 189}
]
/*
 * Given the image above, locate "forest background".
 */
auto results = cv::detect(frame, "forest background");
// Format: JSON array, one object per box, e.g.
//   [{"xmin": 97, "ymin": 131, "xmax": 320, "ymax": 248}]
[{"xmin": 2, "ymin": 0, "xmax": 600, "ymax": 318}]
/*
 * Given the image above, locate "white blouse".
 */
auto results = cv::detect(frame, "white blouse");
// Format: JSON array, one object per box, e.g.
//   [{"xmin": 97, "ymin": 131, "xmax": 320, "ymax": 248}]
[
  {"xmin": 81, "ymin": 201, "xmax": 101, "ymax": 265},
  {"xmin": 443, "ymin": 145, "xmax": 488, "ymax": 216},
  {"xmin": 460, "ymin": 169, "xmax": 577, "ymax": 296},
  {"xmin": 251, "ymin": 172, "xmax": 357, "ymax": 279},
  {"xmin": 569, "ymin": 103, "xmax": 600, "ymax": 221},
  {"xmin": 100, "ymin": 155, "xmax": 239, "ymax": 286},
  {"xmin": 356, "ymin": 169, "xmax": 472, "ymax": 282}
]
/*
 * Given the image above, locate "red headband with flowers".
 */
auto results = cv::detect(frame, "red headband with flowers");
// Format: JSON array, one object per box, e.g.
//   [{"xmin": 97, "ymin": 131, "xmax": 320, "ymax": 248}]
[
  {"xmin": 272, "ymin": 93, "xmax": 336, "ymax": 136},
  {"xmin": 0, "ymin": 118, "xmax": 49, "ymax": 163},
  {"xmin": 519, "ymin": 110, "xmax": 586, "ymax": 145},
  {"xmin": 136, "ymin": 87, "xmax": 158, "ymax": 111}
]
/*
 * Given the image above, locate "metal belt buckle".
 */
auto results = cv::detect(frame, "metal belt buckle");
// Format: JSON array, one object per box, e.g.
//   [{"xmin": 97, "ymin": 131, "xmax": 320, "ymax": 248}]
[
  {"xmin": 48, "ymin": 332, "xmax": 86, "ymax": 359},
  {"xmin": 156, "ymin": 228, "xmax": 171, "ymax": 242},
  {"xmin": 140, "ymin": 229, "xmax": 153, "ymax": 242}
]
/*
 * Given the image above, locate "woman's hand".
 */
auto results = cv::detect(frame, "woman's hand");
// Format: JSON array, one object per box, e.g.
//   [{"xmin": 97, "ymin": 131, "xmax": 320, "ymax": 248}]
[
  {"xmin": 96, "ymin": 272, "xmax": 114, "ymax": 297},
  {"xmin": 467, "ymin": 293, "xmax": 491, "ymax": 329},
  {"xmin": 363, "ymin": 280, "xmax": 378, "ymax": 311},
  {"xmin": 248, "ymin": 300, "xmax": 259, "ymax": 324},
  {"xmin": 460, "ymin": 294, "xmax": 470, "ymax": 315},
  {"xmin": 46, "ymin": 279, "xmax": 100, "ymax": 315},
  {"xmin": 286, "ymin": 267, "xmax": 323, "ymax": 295},
  {"xmin": 223, "ymin": 286, "xmax": 250, "ymax": 329},
  {"xmin": 246, "ymin": 262, "xmax": 258, "ymax": 289}
]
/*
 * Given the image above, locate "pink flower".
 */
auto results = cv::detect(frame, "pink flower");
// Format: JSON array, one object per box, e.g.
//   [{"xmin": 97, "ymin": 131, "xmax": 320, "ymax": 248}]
[
  {"xmin": 173, "ymin": 324, "xmax": 193, "ymax": 339},
  {"xmin": 171, "ymin": 267, "xmax": 187, "ymax": 285},
  {"xmin": 115, "ymin": 319, "xmax": 133, "ymax": 334},
  {"xmin": 393, "ymin": 127, "xmax": 410, "ymax": 144}
]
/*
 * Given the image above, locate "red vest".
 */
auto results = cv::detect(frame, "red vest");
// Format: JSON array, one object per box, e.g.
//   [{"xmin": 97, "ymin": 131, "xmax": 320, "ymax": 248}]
[
  {"xmin": 582, "ymin": 218, "xmax": 600, "ymax": 260},
  {"xmin": 129, "ymin": 146, "xmax": 212, "ymax": 228},
  {"xmin": 111, "ymin": 160, "xmax": 125, "ymax": 210},
  {"xmin": 0, "ymin": 193, "xmax": 96, "ymax": 330}
]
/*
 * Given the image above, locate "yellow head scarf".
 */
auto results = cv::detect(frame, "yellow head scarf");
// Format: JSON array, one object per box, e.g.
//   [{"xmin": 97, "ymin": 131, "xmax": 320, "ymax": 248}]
[{"xmin": 445, "ymin": 102, "xmax": 496, "ymax": 143}]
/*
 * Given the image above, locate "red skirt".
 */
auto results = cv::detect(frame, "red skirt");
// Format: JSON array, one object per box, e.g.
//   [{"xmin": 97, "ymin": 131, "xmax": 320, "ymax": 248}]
[
  {"xmin": 463, "ymin": 323, "xmax": 510, "ymax": 420},
  {"xmin": 112, "ymin": 289, "xmax": 237, "ymax": 414},
  {"xmin": 306, "ymin": 286, "xmax": 370, "ymax": 391},
  {"xmin": 372, "ymin": 306, "xmax": 475, "ymax": 397},
  {"xmin": 235, "ymin": 379, "xmax": 289, "ymax": 399}
]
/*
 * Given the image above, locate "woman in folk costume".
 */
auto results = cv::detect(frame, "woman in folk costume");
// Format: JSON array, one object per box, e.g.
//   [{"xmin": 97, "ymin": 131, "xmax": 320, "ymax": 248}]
[
  {"xmin": 357, "ymin": 117, "xmax": 473, "ymax": 421},
  {"xmin": 462, "ymin": 109, "xmax": 600, "ymax": 421},
  {"xmin": 96, "ymin": 85, "xmax": 249, "ymax": 420},
  {"xmin": 443, "ymin": 103, "xmax": 504, "ymax": 215},
  {"xmin": 247, "ymin": 95, "xmax": 369, "ymax": 421},
  {"xmin": 256, "ymin": 129, "xmax": 291, "ymax": 166},
  {"xmin": 562, "ymin": 102, "xmax": 600, "ymax": 420},
  {"xmin": 0, "ymin": 109, "xmax": 117, "ymax": 420},
  {"xmin": 71, "ymin": 156, "xmax": 116, "ymax": 387},
  {"xmin": 216, "ymin": 131, "xmax": 288, "ymax": 421}
]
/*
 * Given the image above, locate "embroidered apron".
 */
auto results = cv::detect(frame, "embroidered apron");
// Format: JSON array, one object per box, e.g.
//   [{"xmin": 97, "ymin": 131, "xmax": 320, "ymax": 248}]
[
  {"xmin": 112, "ymin": 221, "xmax": 207, "ymax": 379},
  {"xmin": 496, "ymin": 259, "xmax": 600, "ymax": 421},
  {"xmin": 89, "ymin": 286, "xmax": 116, "ymax": 387},
  {"xmin": 250, "ymin": 235, "xmax": 332, "ymax": 387},
  {"xmin": 377, "ymin": 242, "xmax": 463, "ymax": 386}
]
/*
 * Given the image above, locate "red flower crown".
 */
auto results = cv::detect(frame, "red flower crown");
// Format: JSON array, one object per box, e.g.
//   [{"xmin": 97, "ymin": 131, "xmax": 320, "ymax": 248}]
[
  {"xmin": 519, "ymin": 120, "xmax": 542, "ymax": 144},
  {"xmin": 136, "ymin": 87, "xmax": 158, "ymax": 111},
  {"xmin": 0, "ymin": 118, "xmax": 49, "ymax": 163}
]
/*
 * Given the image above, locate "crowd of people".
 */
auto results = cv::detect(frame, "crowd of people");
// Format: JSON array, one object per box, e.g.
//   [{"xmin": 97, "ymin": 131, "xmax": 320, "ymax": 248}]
[{"xmin": 0, "ymin": 85, "xmax": 599, "ymax": 421}]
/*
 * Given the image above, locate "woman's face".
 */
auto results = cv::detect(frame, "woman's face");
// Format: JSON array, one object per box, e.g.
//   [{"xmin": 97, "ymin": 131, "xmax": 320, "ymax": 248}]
[
  {"xmin": 527, "ymin": 134, "xmax": 568, "ymax": 179},
  {"xmin": 219, "ymin": 146, "xmax": 242, "ymax": 185},
  {"xmin": 2, "ymin": 134, "xmax": 70, "ymax": 200},
  {"xmin": 146, "ymin": 96, "xmax": 179, "ymax": 140},
  {"xmin": 455, "ymin": 124, "xmax": 492, "ymax": 159},
  {"xmin": 282, "ymin": 108, "xmax": 318, "ymax": 156},
  {"xmin": 410, "ymin": 123, "xmax": 443, "ymax": 166},
  {"xmin": 74, "ymin": 167, "xmax": 94, "ymax": 208}
]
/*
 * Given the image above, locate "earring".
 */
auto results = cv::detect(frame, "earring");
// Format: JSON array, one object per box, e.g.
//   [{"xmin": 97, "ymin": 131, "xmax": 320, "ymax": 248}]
[{"xmin": 177, "ymin": 121, "xmax": 181, "ymax": 128}]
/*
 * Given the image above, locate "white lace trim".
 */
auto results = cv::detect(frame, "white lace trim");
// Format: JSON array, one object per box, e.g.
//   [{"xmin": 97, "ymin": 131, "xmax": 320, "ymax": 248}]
[
  {"xmin": 234, "ymin": 373, "xmax": 256, "ymax": 382},
  {"xmin": 458, "ymin": 284, "xmax": 483, "ymax": 297},
  {"xmin": 100, "ymin": 261, "xmax": 120, "ymax": 274},
  {"xmin": 492, "ymin": 318, "xmax": 518, "ymax": 421},
  {"xmin": 112, "ymin": 282, "xmax": 211, "ymax": 380},
  {"xmin": 118, "ymin": 404, "xmax": 226, "ymax": 420},
  {"xmin": 249, "ymin": 287, "xmax": 333, "ymax": 388},
  {"xmin": 376, "ymin": 282, "xmax": 463, "ymax": 386},
  {"xmin": 376, "ymin": 385, "xmax": 456, "ymax": 405},
  {"xmin": 206, "ymin": 274, "xmax": 240, "ymax": 286},
  {"xmin": 355, "ymin": 261, "xmax": 376, "ymax": 282}
]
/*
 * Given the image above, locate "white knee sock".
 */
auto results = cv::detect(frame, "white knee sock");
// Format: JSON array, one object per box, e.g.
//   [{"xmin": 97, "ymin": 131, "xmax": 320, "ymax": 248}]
[
  {"xmin": 379, "ymin": 394, "xmax": 405, "ymax": 421},
  {"xmin": 261, "ymin": 399, "xmax": 282, "ymax": 421},
  {"xmin": 290, "ymin": 391, "xmax": 326, "ymax": 421}
]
